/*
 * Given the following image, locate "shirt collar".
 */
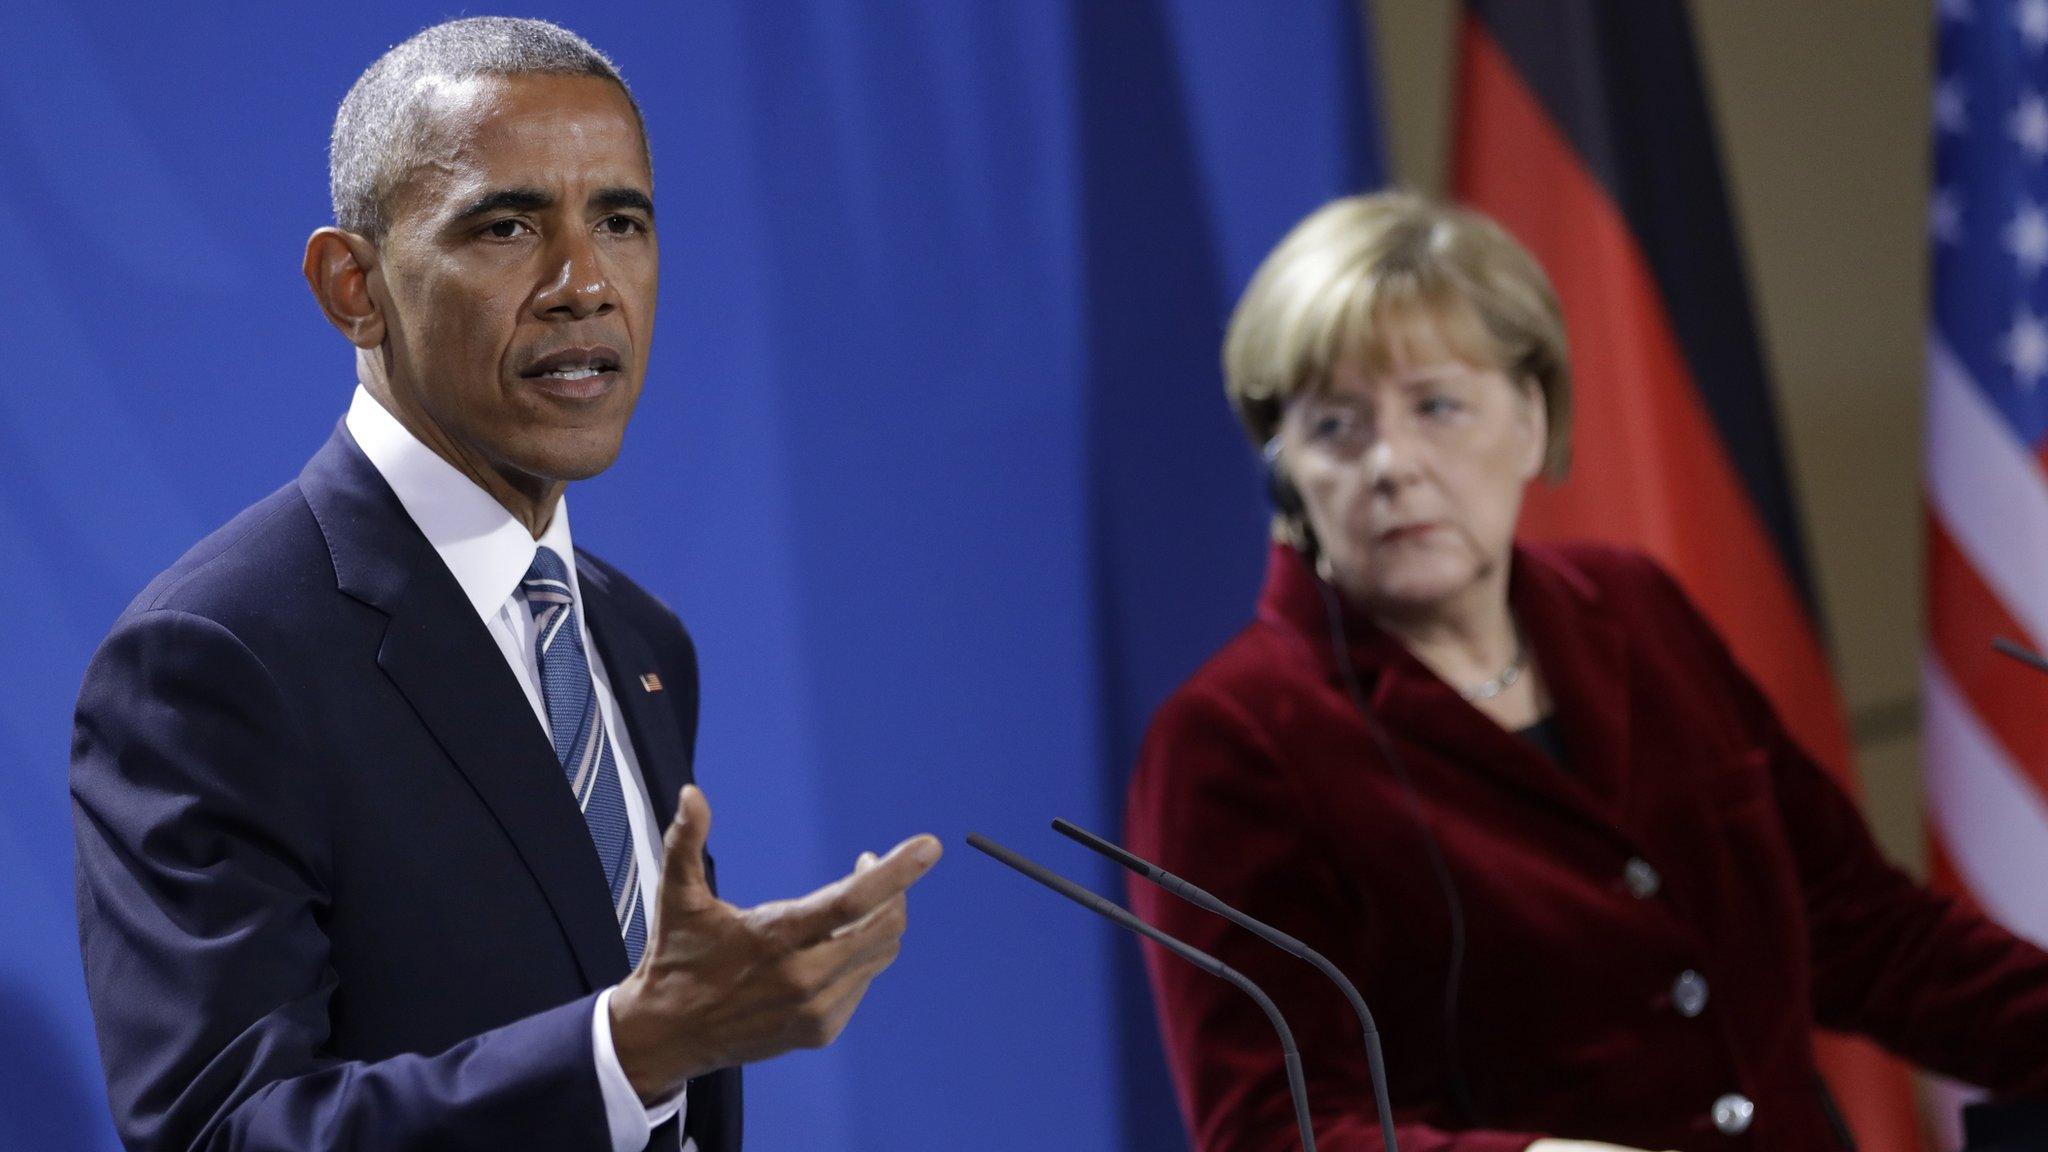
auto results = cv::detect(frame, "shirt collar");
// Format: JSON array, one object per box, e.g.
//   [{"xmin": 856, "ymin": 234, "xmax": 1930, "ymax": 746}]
[{"xmin": 345, "ymin": 384, "xmax": 578, "ymax": 622}]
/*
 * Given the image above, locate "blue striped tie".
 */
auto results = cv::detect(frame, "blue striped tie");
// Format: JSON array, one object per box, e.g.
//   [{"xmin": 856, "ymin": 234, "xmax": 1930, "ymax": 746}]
[{"xmin": 522, "ymin": 546, "xmax": 647, "ymax": 967}]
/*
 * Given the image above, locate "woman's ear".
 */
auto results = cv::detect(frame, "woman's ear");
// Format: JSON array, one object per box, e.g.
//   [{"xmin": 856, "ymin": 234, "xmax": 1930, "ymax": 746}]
[
  {"xmin": 303, "ymin": 228, "xmax": 385, "ymax": 350},
  {"xmin": 1516, "ymin": 375, "xmax": 1549, "ymax": 481}
]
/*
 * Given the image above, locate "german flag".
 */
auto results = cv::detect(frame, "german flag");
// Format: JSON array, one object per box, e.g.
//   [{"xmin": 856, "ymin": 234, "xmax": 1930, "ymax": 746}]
[{"xmin": 1450, "ymin": 3, "xmax": 1922, "ymax": 1149}]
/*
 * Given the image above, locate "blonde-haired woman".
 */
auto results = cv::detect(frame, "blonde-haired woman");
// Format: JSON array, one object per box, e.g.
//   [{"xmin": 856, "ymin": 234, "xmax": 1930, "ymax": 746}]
[{"xmin": 1125, "ymin": 192, "xmax": 2048, "ymax": 1152}]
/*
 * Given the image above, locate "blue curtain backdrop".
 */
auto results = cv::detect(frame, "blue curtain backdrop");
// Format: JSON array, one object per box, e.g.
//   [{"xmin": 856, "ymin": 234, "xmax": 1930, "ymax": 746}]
[{"xmin": 0, "ymin": 4, "xmax": 1384, "ymax": 1148}]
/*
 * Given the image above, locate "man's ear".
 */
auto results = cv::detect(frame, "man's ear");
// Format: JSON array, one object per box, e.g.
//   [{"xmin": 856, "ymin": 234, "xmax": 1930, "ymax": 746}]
[{"xmin": 303, "ymin": 228, "xmax": 385, "ymax": 350}]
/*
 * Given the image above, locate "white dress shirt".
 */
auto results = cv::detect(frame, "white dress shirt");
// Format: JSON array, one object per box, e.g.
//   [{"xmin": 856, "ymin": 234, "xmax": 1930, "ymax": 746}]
[{"xmin": 347, "ymin": 386, "xmax": 692, "ymax": 1152}]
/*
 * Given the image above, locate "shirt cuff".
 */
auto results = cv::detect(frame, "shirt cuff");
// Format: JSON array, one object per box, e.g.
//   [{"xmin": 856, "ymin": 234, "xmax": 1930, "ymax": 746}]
[{"xmin": 593, "ymin": 986, "xmax": 687, "ymax": 1152}]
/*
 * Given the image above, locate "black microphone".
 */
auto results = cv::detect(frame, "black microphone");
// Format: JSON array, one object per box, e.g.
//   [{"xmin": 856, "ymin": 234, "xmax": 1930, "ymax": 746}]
[
  {"xmin": 966, "ymin": 832, "xmax": 1318, "ymax": 1152},
  {"xmin": 1052, "ymin": 818, "xmax": 1400, "ymax": 1152},
  {"xmin": 1994, "ymin": 635, "xmax": 2048, "ymax": 676}
]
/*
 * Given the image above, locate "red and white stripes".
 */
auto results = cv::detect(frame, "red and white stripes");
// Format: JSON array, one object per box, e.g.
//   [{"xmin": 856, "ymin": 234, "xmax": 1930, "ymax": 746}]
[{"xmin": 1924, "ymin": 334, "xmax": 2048, "ymax": 950}]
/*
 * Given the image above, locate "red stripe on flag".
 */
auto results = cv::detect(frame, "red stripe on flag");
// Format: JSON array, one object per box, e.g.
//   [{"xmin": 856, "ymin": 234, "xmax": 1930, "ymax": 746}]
[{"xmin": 1451, "ymin": 15, "xmax": 1921, "ymax": 1150}]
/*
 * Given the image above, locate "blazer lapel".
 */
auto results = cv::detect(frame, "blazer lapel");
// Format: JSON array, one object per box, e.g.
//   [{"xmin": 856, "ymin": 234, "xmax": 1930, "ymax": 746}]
[
  {"xmin": 1365, "ymin": 544, "xmax": 1637, "ymax": 843},
  {"xmin": 1257, "ymin": 541, "xmax": 1640, "ymax": 847},
  {"xmin": 299, "ymin": 425, "xmax": 630, "ymax": 991},
  {"xmin": 1363, "ymin": 639, "xmax": 1628, "ymax": 840},
  {"xmin": 1510, "ymin": 546, "xmax": 1635, "ymax": 813}
]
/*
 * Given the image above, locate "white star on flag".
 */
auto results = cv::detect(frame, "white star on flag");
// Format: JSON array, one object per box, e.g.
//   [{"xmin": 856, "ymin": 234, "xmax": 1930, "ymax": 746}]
[
  {"xmin": 2011, "ymin": 201, "xmax": 2048, "ymax": 274},
  {"xmin": 2006, "ymin": 308, "xmax": 2048, "ymax": 388},
  {"xmin": 2022, "ymin": 0, "xmax": 2048, "ymax": 49},
  {"xmin": 2012, "ymin": 91, "xmax": 2048, "ymax": 159},
  {"xmin": 1937, "ymin": 79, "xmax": 1969, "ymax": 133},
  {"xmin": 1933, "ymin": 188, "xmax": 1964, "ymax": 243}
]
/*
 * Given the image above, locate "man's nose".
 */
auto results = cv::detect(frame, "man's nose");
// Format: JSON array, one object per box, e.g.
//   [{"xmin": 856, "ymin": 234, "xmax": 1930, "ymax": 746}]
[{"xmin": 532, "ymin": 231, "xmax": 614, "ymax": 319}]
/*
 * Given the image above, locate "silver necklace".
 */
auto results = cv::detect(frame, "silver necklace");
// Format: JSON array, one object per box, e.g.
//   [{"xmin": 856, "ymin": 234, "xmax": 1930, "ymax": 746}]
[{"xmin": 1459, "ymin": 640, "xmax": 1526, "ymax": 702}]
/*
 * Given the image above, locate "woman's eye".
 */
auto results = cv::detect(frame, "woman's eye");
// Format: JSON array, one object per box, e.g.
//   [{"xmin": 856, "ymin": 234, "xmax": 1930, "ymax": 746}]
[{"xmin": 1419, "ymin": 396, "xmax": 1462, "ymax": 418}]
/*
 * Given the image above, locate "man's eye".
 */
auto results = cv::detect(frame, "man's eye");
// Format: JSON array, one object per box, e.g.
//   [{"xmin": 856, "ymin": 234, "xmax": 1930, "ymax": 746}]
[
  {"xmin": 599, "ymin": 215, "xmax": 645, "ymax": 235},
  {"xmin": 481, "ymin": 219, "xmax": 528, "ymax": 240}
]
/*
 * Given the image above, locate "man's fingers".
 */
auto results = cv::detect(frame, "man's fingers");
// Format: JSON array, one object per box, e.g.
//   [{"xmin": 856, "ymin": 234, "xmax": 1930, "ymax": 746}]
[
  {"xmin": 796, "ymin": 911, "xmax": 907, "ymax": 1036},
  {"xmin": 806, "ymin": 961, "xmax": 885, "ymax": 1046},
  {"xmin": 779, "ymin": 834, "xmax": 940, "ymax": 946},
  {"xmin": 657, "ymin": 785, "xmax": 716, "ymax": 913},
  {"xmin": 831, "ymin": 852, "xmax": 884, "ymax": 938},
  {"xmin": 829, "ymin": 883, "xmax": 907, "ymax": 947},
  {"xmin": 788, "ymin": 915, "xmax": 905, "ymax": 1010}
]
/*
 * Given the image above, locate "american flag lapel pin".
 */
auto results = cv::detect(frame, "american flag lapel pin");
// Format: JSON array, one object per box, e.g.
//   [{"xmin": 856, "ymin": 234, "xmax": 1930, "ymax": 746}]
[{"xmin": 639, "ymin": 672, "xmax": 664, "ymax": 693}]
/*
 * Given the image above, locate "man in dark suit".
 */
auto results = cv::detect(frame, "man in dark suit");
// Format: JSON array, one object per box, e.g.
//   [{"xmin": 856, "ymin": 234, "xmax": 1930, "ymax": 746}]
[{"xmin": 71, "ymin": 18, "xmax": 941, "ymax": 1152}]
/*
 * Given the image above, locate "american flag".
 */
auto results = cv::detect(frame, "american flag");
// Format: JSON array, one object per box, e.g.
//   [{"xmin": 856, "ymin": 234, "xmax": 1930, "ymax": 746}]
[{"xmin": 1926, "ymin": 0, "xmax": 2048, "ymax": 1048}]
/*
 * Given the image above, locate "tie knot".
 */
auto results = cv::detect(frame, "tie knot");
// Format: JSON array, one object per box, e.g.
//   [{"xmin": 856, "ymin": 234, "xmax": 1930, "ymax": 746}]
[{"xmin": 523, "ymin": 546, "xmax": 573, "ymax": 595}]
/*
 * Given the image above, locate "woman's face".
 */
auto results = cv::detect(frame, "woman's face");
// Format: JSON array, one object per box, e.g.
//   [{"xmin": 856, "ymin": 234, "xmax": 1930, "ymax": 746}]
[{"xmin": 1277, "ymin": 335, "xmax": 1547, "ymax": 620}]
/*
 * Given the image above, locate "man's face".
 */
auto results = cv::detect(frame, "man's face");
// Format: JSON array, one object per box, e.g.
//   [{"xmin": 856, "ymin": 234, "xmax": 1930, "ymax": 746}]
[{"xmin": 370, "ymin": 72, "xmax": 656, "ymax": 488}]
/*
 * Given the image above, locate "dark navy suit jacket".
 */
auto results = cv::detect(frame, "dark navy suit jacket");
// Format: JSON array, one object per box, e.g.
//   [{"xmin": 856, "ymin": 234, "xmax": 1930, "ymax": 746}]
[{"xmin": 72, "ymin": 426, "xmax": 742, "ymax": 1152}]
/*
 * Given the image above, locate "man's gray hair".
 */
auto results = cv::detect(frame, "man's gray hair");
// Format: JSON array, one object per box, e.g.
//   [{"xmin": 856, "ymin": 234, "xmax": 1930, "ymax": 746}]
[{"xmin": 329, "ymin": 17, "xmax": 642, "ymax": 238}]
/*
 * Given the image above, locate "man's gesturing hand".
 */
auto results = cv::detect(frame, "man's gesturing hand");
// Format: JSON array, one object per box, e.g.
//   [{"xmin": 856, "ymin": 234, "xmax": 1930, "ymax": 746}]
[{"xmin": 609, "ymin": 785, "xmax": 943, "ymax": 1103}]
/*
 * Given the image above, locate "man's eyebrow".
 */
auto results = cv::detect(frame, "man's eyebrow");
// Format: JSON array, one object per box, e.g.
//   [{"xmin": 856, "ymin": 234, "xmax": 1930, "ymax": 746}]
[
  {"xmin": 592, "ymin": 187, "xmax": 655, "ymax": 220},
  {"xmin": 449, "ymin": 187, "xmax": 554, "ymax": 223}
]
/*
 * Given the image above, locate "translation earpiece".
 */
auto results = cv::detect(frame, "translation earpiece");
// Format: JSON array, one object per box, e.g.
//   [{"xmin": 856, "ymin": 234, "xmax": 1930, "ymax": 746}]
[
  {"xmin": 1262, "ymin": 437, "xmax": 1319, "ymax": 562},
  {"xmin": 1262, "ymin": 437, "xmax": 1306, "ymax": 518}
]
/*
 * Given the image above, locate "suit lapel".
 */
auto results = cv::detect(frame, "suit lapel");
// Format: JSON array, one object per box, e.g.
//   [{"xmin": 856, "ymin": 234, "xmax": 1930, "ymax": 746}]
[
  {"xmin": 377, "ymin": 579, "xmax": 632, "ymax": 990},
  {"xmin": 576, "ymin": 558, "xmax": 721, "ymax": 900},
  {"xmin": 300, "ymin": 425, "xmax": 629, "ymax": 991},
  {"xmin": 576, "ymin": 559, "xmax": 691, "ymax": 833}
]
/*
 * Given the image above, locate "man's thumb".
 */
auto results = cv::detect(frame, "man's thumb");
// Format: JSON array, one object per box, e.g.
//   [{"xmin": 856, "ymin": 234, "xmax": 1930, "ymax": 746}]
[{"xmin": 661, "ymin": 784, "xmax": 714, "ymax": 895}]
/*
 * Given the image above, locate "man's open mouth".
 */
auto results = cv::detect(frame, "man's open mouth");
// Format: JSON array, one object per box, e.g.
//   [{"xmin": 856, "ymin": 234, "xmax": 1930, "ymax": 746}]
[{"xmin": 521, "ymin": 345, "xmax": 623, "ymax": 380}]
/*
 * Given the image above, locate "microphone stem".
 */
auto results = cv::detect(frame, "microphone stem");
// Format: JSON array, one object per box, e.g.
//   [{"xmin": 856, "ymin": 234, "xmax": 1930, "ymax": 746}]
[
  {"xmin": 967, "ymin": 833, "xmax": 1317, "ymax": 1151},
  {"xmin": 1181, "ymin": 876, "xmax": 1395, "ymax": 1152},
  {"xmin": 1240, "ymin": 980, "xmax": 1318, "ymax": 1152},
  {"xmin": 1053, "ymin": 819, "xmax": 1400, "ymax": 1152}
]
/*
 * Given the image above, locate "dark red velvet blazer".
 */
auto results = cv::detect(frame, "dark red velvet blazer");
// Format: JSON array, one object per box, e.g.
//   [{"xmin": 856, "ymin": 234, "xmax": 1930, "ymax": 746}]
[{"xmin": 1126, "ymin": 542, "xmax": 2048, "ymax": 1152}]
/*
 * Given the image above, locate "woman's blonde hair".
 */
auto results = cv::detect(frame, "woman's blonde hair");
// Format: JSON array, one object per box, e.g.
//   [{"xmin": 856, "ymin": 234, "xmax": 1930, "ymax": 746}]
[{"xmin": 1223, "ymin": 191, "xmax": 1572, "ymax": 477}]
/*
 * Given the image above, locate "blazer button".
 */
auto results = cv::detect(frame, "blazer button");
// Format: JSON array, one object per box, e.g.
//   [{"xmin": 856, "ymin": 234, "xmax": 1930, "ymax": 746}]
[
  {"xmin": 1623, "ymin": 857, "xmax": 1662, "ymax": 899},
  {"xmin": 1711, "ymin": 1092, "xmax": 1755, "ymax": 1135},
  {"xmin": 1672, "ymin": 969, "xmax": 1710, "ymax": 1018}
]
